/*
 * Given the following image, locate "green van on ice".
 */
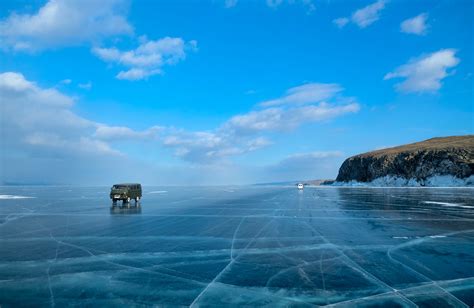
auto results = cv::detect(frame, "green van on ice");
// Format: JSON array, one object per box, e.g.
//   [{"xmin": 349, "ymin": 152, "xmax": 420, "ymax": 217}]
[{"xmin": 110, "ymin": 183, "xmax": 142, "ymax": 205}]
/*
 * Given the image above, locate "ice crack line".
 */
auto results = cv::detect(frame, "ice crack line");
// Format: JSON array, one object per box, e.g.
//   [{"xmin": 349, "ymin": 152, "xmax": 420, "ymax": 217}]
[
  {"xmin": 320, "ymin": 250, "xmax": 328, "ymax": 305},
  {"xmin": 386, "ymin": 229, "xmax": 474, "ymax": 307},
  {"xmin": 189, "ymin": 218, "xmax": 275, "ymax": 307},
  {"xmin": 302, "ymin": 221, "xmax": 418, "ymax": 307},
  {"xmin": 44, "ymin": 230, "xmax": 61, "ymax": 308},
  {"xmin": 36, "ymin": 215, "xmax": 208, "ymax": 289},
  {"xmin": 325, "ymin": 277, "xmax": 474, "ymax": 307},
  {"xmin": 190, "ymin": 196, "xmax": 288, "ymax": 307},
  {"xmin": 231, "ymin": 217, "xmax": 245, "ymax": 261}
]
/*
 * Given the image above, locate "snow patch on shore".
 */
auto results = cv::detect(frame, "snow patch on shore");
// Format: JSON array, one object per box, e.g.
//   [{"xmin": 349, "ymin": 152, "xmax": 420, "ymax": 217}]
[{"xmin": 333, "ymin": 175, "xmax": 474, "ymax": 187}]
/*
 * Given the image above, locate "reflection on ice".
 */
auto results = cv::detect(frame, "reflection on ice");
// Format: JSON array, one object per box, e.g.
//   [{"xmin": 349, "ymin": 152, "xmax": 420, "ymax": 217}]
[
  {"xmin": 110, "ymin": 205, "xmax": 142, "ymax": 215},
  {"xmin": 0, "ymin": 186, "xmax": 473, "ymax": 306}
]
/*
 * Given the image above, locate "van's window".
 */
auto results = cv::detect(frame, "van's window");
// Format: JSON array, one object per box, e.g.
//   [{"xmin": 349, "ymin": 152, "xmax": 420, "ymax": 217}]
[{"xmin": 113, "ymin": 185, "xmax": 126, "ymax": 189}]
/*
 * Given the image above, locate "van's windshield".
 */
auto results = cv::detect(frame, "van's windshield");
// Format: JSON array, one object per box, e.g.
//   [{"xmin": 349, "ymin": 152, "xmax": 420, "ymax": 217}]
[{"xmin": 113, "ymin": 185, "xmax": 127, "ymax": 189}]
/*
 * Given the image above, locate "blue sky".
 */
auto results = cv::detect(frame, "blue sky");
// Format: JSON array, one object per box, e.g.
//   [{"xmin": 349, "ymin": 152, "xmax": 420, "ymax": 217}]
[{"xmin": 0, "ymin": 0, "xmax": 472, "ymax": 185}]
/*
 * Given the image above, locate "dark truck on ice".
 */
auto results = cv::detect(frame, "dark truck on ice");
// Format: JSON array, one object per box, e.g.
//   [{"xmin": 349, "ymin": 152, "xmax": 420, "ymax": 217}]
[{"xmin": 110, "ymin": 183, "xmax": 142, "ymax": 206}]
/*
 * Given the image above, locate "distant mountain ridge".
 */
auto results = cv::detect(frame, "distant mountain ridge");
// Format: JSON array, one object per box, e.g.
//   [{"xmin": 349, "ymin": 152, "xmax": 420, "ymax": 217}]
[{"xmin": 335, "ymin": 136, "xmax": 474, "ymax": 186}]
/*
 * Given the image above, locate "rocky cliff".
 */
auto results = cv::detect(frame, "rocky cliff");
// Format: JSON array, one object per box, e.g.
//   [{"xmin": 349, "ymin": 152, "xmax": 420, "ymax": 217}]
[{"xmin": 336, "ymin": 136, "xmax": 474, "ymax": 185}]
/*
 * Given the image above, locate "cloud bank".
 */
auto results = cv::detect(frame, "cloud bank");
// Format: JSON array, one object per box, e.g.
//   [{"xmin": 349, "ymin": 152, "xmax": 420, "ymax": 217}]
[{"xmin": 0, "ymin": 72, "xmax": 358, "ymax": 183}]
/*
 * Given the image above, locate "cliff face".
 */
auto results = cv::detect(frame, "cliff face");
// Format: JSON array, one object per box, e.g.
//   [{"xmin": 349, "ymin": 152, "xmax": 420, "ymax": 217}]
[{"xmin": 336, "ymin": 136, "xmax": 474, "ymax": 184}]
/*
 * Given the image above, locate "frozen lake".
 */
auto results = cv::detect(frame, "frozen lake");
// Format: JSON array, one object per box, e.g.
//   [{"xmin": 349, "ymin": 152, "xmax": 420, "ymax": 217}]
[{"xmin": 1, "ymin": 186, "xmax": 473, "ymax": 306}]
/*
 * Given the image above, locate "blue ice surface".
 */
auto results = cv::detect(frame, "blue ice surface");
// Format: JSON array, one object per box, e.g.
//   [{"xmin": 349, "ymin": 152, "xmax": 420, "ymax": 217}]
[{"xmin": 0, "ymin": 186, "xmax": 473, "ymax": 307}]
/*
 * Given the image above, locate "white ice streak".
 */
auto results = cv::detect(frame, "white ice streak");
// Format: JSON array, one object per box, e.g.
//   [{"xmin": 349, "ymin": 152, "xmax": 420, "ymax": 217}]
[
  {"xmin": 147, "ymin": 190, "xmax": 168, "ymax": 194},
  {"xmin": 0, "ymin": 194, "xmax": 35, "ymax": 199},
  {"xmin": 422, "ymin": 201, "xmax": 474, "ymax": 209}
]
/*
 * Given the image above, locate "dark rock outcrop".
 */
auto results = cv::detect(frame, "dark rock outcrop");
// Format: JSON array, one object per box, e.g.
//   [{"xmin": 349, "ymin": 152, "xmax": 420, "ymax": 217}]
[{"xmin": 336, "ymin": 136, "xmax": 474, "ymax": 183}]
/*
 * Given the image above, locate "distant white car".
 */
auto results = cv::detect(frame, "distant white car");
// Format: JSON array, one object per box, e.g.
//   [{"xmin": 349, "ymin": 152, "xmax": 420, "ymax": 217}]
[{"xmin": 297, "ymin": 183, "xmax": 304, "ymax": 190}]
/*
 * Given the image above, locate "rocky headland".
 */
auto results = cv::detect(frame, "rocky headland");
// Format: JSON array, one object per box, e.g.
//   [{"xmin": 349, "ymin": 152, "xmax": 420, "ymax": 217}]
[{"xmin": 335, "ymin": 135, "xmax": 474, "ymax": 186}]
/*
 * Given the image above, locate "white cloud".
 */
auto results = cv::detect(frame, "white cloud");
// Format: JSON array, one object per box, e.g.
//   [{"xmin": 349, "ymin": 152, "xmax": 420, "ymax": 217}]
[
  {"xmin": 401, "ymin": 13, "xmax": 428, "ymax": 35},
  {"xmin": 92, "ymin": 37, "xmax": 197, "ymax": 80},
  {"xmin": 266, "ymin": 0, "xmax": 283, "ymax": 7},
  {"xmin": 224, "ymin": 102, "xmax": 359, "ymax": 134},
  {"xmin": 247, "ymin": 137, "xmax": 273, "ymax": 151},
  {"xmin": 333, "ymin": 17, "xmax": 349, "ymax": 29},
  {"xmin": 0, "ymin": 71, "xmax": 35, "ymax": 91},
  {"xmin": 225, "ymin": 0, "xmax": 238, "ymax": 8},
  {"xmin": 266, "ymin": 0, "xmax": 315, "ymax": 13},
  {"xmin": 78, "ymin": 81, "xmax": 92, "ymax": 90},
  {"xmin": 0, "ymin": 0, "xmax": 132, "ymax": 51},
  {"xmin": 224, "ymin": 108, "xmax": 282, "ymax": 133},
  {"xmin": 0, "ymin": 72, "xmax": 110, "ymax": 155},
  {"xmin": 24, "ymin": 133, "xmax": 121, "ymax": 156},
  {"xmin": 160, "ymin": 129, "xmax": 272, "ymax": 164},
  {"xmin": 94, "ymin": 125, "xmax": 162, "ymax": 140},
  {"xmin": 0, "ymin": 72, "xmax": 75, "ymax": 107},
  {"xmin": 223, "ymin": 82, "xmax": 359, "ymax": 135},
  {"xmin": 334, "ymin": 0, "xmax": 386, "ymax": 29},
  {"xmin": 352, "ymin": 0, "xmax": 386, "ymax": 28},
  {"xmin": 260, "ymin": 83, "xmax": 343, "ymax": 107},
  {"xmin": 116, "ymin": 68, "xmax": 159, "ymax": 80},
  {"xmin": 384, "ymin": 49, "xmax": 460, "ymax": 93}
]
